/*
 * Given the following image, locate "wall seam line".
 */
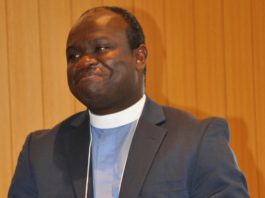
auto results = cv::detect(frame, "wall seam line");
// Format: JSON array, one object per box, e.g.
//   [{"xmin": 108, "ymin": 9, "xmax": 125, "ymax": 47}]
[
  {"xmin": 191, "ymin": 0, "xmax": 199, "ymax": 116},
  {"xmin": 249, "ymin": 0, "xmax": 260, "ymax": 197},
  {"xmin": 5, "ymin": 0, "xmax": 15, "ymax": 172},
  {"xmin": 36, "ymin": 0, "xmax": 45, "ymax": 128}
]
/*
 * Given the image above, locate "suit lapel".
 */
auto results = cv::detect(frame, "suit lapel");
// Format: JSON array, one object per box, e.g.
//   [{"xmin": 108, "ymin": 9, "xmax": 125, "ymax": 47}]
[
  {"xmin": 119, "ymin": 99, "xmax": 167, "ymax": 198},
  {"xmin": 63, "ymin": 112, "xmax": 91, "ymax": 198}
]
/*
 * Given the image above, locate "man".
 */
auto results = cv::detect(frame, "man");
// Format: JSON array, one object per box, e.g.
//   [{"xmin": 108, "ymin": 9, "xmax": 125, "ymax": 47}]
[{"xmin": 9, "ymin": 6, "xmax": 249, "ymax": 198}]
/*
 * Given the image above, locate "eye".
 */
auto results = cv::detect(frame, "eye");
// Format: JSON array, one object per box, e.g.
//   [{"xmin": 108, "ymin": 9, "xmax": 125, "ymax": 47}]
[
  {"xmin": 67, "ymin": 52, "xmax": 81, "ymax": 62},
  {"xmin": 94, "ymin": 46, "xmax": 110, "ymax": 53}
]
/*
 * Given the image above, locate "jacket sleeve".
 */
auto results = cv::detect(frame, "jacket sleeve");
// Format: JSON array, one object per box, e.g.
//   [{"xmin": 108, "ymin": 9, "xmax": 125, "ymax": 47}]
[
  {"xmin": 190, "ymin": 118, "xmax": 250, "ymax": 198},
  {"xmin": 8, "ymin": 133, "xmax": 38, "ymax": 198}
]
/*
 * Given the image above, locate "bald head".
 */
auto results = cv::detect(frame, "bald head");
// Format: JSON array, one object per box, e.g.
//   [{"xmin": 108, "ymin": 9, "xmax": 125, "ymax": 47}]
[{"xmin": 79, "ymin": 6, "xmax": 145, "ymax": 50}]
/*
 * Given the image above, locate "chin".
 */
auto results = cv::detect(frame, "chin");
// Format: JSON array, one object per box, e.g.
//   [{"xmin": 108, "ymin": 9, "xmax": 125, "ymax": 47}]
[{"xmin": 74, "ymin": 90, "xmax": 106, "ymax": 107}]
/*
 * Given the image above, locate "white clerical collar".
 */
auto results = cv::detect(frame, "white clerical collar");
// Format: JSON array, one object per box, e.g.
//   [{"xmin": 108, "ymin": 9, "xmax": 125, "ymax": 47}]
[{"xmin": 89, "ymin": 95, "xmax": 146, "ymax": 129}]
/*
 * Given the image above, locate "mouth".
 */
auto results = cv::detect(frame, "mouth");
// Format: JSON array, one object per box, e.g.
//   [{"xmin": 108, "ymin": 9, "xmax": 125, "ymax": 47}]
[{"xmin": 74, "ymin": 66, "xmax": 105, "ymax": 84}]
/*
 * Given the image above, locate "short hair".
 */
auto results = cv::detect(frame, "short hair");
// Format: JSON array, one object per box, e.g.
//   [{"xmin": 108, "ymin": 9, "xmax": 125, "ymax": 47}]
[{"xmin": 81, "ymin": 6, "xmax": 145, "ymax": 50}]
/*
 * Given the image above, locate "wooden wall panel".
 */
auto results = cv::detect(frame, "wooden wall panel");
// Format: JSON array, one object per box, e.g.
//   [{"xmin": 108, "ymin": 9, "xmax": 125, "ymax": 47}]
[
  {"xmin": 223, "ymin": 0, "xmax": 258, "ymax": 196},
  {"xmin": 0, "ymin": 0, "xmax": 13, "ymax": 197},
  {"xmin": 6, "ymin": 0, "xmax": 44, "ymax": 168},
  {"xmin": 1, "ymin": 0, "xmax": 265, "ymax": 197},
  {"xmin": 134, "ymin": 0, "xmax": 168, "ymax": 105},
  {"xmin": 103, "ymin": 0, "xmax": 134, "ymax": 10},
  {"xmin": 38, "ymin": 0, "xmax": 75, "ymax": 128},
  {"xmin": 164, "ymin": 0, "xmax": 197, "ymax": 112},
  {"xmin": 193, "ymin": 0, "xmax": 226, "ymax": 118},
  {"xmin": 252, "ymin": 0, "xmax": 265, "ymax": 197},
  {"xmin": 70, "ymin": 0, "xmax": 103, "ymax": 21}
]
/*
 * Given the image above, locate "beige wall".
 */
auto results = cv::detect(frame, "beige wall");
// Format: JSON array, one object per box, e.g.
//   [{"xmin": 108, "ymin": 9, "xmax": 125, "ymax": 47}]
[{"xmin": 1, "ymin": 0, "xmax": 264, "ymax": 197}]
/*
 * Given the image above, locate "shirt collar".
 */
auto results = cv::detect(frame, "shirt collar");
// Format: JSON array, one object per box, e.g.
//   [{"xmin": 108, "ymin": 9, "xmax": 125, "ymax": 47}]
[{"xmin": 89, "ymin": 95, "xmax": 146, "ymax": 129}]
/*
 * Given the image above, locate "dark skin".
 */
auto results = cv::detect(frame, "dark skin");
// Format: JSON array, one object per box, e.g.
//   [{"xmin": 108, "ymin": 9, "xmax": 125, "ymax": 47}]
[{"xmin": 66, "ymin": 8, "xmax": 148, "ymax": 115}]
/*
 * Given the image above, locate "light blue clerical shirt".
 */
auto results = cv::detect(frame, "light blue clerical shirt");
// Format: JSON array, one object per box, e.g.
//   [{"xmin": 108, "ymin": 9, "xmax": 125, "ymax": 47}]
[{"xmin": 89, "ymin": 95, "xmax": 146, "ymax": 198}]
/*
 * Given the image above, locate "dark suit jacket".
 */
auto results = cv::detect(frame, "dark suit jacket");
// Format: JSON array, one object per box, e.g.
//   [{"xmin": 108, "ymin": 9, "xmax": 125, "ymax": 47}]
[{"xmin": 9, "ymin": 98, "xmax": 249, "ymax": 198}]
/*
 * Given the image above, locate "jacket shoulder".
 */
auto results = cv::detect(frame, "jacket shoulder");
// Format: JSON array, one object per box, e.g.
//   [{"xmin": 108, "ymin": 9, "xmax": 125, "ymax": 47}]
[
  {"xmin": 162, "ymin": 105, "xmax": 227, "ymax": 130},
  {"xmin": 29, "ymin": 111, "xmax": 87, "ymax": 140}
]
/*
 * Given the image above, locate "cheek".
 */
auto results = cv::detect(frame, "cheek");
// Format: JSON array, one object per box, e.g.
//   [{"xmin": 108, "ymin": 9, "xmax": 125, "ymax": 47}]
[
  {"xmin": 66, "ymin": 66, "xmax": 73, "ymax": 79},
  {"xmin": 112, "ymin": 65, "xmax": 137, "ymax": 89},
  {"xmin": 99, "ymin": 52, "xmax": 135, "ymax": 72},
  {"xmin": 67, "ymin": 65, "xmax": 76, "ymax": 85}
]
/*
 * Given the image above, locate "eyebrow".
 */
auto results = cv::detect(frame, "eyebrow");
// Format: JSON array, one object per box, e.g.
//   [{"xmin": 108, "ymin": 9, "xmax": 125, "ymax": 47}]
[
  {"xmin": 66, "ymin": 36, "xmax": 113, "ymax": 51},
  {"xmin": 66, "ymin": 46, "xmax": 79, "ymax": 53}
]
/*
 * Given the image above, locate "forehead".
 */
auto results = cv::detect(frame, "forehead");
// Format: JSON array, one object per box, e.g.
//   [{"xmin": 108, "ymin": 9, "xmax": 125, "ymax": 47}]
[{"xmin": 68, "ymin": 9, "xmax": 128, "ymax": 40}]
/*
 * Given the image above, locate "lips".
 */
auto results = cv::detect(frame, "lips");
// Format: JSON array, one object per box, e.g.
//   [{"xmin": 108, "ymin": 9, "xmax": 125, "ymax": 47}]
[{"xmin": 74, "ymin": 66, "xmax": 104, "ymax": 84}]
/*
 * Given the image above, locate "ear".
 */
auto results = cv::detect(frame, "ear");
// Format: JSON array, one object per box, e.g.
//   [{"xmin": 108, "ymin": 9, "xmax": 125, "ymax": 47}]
[{"xmin": 134, "ymin": 44, "xmax": 148, "ymax": 71}]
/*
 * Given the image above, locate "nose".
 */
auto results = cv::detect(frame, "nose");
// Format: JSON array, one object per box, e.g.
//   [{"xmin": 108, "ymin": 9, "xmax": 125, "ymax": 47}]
[{"xmin": 77, "ymin": 54, "xmax": 98, "ymax": 68}]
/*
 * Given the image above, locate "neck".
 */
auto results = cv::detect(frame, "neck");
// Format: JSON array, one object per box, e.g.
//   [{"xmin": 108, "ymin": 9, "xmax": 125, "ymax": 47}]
[{"xmin": 89, "ymin": 93, "xmax": 144, "ymax": 115}]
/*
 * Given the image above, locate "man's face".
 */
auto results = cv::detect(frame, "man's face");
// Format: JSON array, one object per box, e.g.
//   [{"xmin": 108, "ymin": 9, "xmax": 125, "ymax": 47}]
[{"xmin": 66, "ymin": 9, "xmax": 146, "ymax": 114}]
